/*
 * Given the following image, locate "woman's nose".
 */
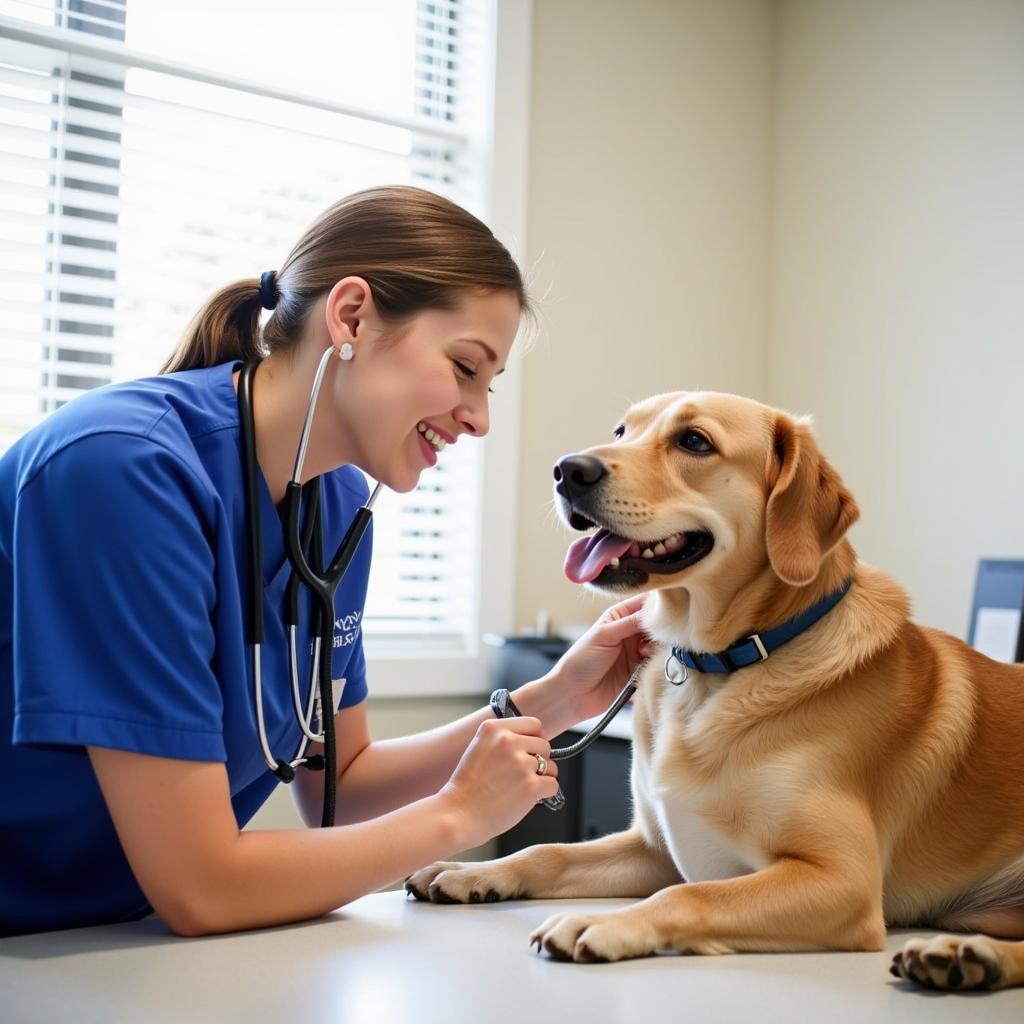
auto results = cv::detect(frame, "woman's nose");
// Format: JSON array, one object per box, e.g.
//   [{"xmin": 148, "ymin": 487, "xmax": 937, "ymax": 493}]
[{"xmin": 455, "ymin": 399, "xmax": 489, "ymax": 438}]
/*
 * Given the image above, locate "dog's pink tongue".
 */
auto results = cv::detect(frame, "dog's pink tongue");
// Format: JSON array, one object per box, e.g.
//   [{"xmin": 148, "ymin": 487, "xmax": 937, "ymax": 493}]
[{"xmin": 564, "ymin": 529, "xmax": 633, "ymax": 584}]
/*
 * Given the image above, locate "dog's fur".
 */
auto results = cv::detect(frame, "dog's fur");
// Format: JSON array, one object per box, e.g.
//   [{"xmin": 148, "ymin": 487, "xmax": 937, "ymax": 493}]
[{"xmin": 406, "ymin": 392, "xmax": 1024, "ymax": 991}]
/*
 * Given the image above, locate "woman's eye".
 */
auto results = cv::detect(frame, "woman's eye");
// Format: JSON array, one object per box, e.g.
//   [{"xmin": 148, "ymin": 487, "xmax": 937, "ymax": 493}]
[
  {"xmin": 678, "ymin": 429, "xmax": 714, "ymax": 454},
  {"xmin": 453, "ymin": 360, "xmax": 495, "ymax": 395},
  {"xmin": 613, "ymin": 424, "xmax": 625, "ymax": 440}
]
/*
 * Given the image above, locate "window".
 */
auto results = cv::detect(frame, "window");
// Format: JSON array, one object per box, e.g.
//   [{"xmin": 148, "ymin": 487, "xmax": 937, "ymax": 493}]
[{"xmin": 0, "ymin": 0, "xmax": 531, "ymax": 694}]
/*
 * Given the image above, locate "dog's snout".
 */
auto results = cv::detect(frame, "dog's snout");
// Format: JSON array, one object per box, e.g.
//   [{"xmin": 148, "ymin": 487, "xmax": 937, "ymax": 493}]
[{"xmin": 553, "ymin": 454, "xmax": 607, "ymax": 497}]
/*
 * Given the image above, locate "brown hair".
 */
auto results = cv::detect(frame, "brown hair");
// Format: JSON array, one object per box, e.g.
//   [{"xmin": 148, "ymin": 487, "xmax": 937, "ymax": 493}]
[{"xmin": 160, "ymin": 185, "xmax": 529, "ymax": 374}]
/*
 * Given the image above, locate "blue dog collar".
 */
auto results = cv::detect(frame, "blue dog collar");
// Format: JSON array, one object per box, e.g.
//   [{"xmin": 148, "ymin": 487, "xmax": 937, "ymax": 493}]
[{"xmin": 667, "ymin": 578, "xmax": 853, "ymax": 680}]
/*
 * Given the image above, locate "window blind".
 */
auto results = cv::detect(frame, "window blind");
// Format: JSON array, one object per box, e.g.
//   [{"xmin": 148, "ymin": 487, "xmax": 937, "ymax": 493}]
[{"xmin": 0, "ymin": 0, "xmax": 493, "ymax": 652}]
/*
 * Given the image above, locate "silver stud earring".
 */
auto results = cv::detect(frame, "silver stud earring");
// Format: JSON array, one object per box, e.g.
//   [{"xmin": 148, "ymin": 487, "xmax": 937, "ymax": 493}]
[{"xmin": 338, "ymin": 343, "xmax": 354, "ymax": 361}]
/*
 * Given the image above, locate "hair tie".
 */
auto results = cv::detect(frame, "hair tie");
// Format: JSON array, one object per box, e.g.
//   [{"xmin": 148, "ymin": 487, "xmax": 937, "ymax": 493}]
[{"xmin": 258, "ymin": 270, "xmax": 278, "ymax": 311}]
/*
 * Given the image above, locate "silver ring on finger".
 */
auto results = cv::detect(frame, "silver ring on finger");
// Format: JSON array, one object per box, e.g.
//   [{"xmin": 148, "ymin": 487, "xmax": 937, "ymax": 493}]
[{"xmin": 534, "ymin": 754, "xmax": 547, "ymax": 776}]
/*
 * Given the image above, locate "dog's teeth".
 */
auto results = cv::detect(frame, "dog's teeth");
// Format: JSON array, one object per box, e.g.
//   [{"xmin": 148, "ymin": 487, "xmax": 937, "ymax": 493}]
[
  {"xmin": 642, "ymin": 548, "xmax": 654, "ymax": 559},
  {"xmin": 653, "ymin": 542, "xmax": 667, "ymax": 556},
  {"xmin": 610, "ymin": 557, "xmax": 620, "ymax": 568},
  {"xmin": 435, "ymin": 439, "xmax": 446, "ymax": 451},
  {"xmin": 664, "ymin": 535, "xmax": 681, "ymax": 552}
]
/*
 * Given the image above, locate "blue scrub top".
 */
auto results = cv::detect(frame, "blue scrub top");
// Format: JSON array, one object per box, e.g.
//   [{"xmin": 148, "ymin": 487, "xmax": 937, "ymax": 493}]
[{"xmin": 0, "ymin": 360, "xmax": 373, "ymax": 936}]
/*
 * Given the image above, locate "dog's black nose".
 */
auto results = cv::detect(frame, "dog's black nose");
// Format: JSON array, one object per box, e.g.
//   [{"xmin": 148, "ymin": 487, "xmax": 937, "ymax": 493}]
[{"xmin": 553, "ymin": 454, "xmax": 607, "ymax": 497}]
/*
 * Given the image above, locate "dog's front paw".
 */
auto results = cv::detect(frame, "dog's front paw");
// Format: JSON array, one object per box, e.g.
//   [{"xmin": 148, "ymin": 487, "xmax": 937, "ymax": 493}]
[
  {"xmin": 404, "ymin": 860, "xmax": 523, "ymax": 905},
  {"xmin": 891, "ymin": 934, "xmax": 1006, "ymax": 990},
  {"xmin": 529, "ymin": 910, "xmax": 657, "ymax": 963}
]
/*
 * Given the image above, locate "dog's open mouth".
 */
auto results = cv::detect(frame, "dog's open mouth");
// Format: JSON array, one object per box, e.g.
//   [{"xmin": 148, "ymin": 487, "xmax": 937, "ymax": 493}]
[{"xmin": 563, "ymin": 512, "xmax": 714, "ymax": 585}]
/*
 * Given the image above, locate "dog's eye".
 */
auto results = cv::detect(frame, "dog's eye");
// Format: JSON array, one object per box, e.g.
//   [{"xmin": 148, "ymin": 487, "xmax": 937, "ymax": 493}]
[
  {"xmin": 678, "ymin": 429, "xmax": 714, "ymax": 454},
  {"xmin": 612, "ymin": 424, "xmax": 625, "ymax": 440}
]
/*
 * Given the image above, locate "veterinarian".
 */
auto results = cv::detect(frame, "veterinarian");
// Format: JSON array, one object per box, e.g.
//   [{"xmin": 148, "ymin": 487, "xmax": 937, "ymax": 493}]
[{"xmin": 0, "ymin": 186, "xmax": 650, "ymax": 938}]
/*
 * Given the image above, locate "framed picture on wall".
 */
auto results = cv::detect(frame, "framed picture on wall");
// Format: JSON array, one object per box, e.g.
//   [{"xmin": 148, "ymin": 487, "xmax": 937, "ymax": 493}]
[{"xmin": 967, "ymin": 560, "xmax": 1024, "ymax": 663}]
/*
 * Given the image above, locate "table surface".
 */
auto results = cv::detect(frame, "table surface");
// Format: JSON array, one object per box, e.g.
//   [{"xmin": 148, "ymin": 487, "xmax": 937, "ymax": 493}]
[{"xmin": 3, "ymin": 892, "xmax": 1023, "ymax": 1024}]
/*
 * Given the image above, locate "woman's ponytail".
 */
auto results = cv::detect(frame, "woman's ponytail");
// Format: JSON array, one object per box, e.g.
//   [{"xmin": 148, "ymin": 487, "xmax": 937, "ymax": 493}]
[
  {"xmin": 160, "ymin": 185, "xmax": 529, "ymax": 375},
  {"xmin": 160, "ymin": 279, "xmax": 265, "ymax": 374}
]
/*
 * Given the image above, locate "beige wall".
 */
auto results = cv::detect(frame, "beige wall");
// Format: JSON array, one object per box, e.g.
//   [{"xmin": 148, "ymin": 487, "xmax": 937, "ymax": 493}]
[
  {"xmin": 517, "ymin": 0, "xmax": 1024, "ymax": 640},
  {"xmin": 769, "ymin": 0, "xmax": 1024, "ymax": 635},
  {"xmin": 515, "ymin": 0, "xmax": 776, "ymax": 633}
]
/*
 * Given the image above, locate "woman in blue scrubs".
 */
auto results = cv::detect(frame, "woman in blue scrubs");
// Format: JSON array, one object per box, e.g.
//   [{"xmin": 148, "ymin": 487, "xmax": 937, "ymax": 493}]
[{"xmin": 0, "ymin": 186, "xmax": 649, "ymax": 937}]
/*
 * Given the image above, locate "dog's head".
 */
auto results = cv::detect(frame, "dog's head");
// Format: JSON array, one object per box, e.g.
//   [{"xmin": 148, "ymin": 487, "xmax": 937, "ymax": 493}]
[{"xmin": 553, "ymin": 392, "xmax": 859, "ymax": 596}]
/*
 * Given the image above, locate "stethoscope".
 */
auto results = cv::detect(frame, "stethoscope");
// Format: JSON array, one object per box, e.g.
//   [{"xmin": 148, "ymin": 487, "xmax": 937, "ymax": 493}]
[{"xmin": 237, "ymin": 346, "xmax": 382, "ymax": 828}]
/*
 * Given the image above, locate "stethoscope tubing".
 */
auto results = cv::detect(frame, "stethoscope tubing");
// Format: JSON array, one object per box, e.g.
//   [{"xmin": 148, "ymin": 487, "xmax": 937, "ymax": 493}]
[
  {"xmin": 549, "ymin": 671, "xmax": 640, "ymax": 762},
  {"xmin": 238, "ymin": 348, "xmax": 380, "ymax": 828},
  {"xmin": 288, "ymin": 629, "xmax": 323, "ymax": 744}
]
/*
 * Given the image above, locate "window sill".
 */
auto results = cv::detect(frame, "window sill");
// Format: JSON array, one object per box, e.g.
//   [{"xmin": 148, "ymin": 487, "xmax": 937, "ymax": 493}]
[{"xmin": 364, "ymin": 646, "xmax": 493, "ymax": 699}]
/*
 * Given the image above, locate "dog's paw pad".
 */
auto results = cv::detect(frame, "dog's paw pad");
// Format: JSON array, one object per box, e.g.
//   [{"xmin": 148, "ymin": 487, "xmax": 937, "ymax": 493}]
[
  {"xmin": 541, "ymin": 936, "xmax": 573, "ymax": 961},
  {"xmin": 427, "ymin": 884, "xmax": 459, "ymax": 904},
  {"xmin": 574, "ymin": 939, "xmax": 609, "ymax": 964},
  {"xmin": 893, "ymin": 934, "xmax": 1005, "ymax": 990}
]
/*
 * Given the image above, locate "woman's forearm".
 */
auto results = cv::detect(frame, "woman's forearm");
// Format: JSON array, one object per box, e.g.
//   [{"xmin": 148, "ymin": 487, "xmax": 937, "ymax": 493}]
[
  {"xmin": 332, "ymin": 704, "xmax": 493, "ymax": 823},
  {"xmin": 176, "ymin": 791, "xmax": 467, "ymax": 935},
  {"xmin": 331, "ymin": 673, "xmax": 568, "ymax": 825}
]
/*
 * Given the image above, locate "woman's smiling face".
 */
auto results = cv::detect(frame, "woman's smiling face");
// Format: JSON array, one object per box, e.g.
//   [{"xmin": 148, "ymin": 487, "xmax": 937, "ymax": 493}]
[{"xmin": 322, "ymin": 281, "xmax": 521, "ymax": 492}]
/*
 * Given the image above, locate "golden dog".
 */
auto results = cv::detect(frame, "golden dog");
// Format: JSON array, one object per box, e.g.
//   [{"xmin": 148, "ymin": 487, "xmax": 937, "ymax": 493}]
[{"xmin": 406, "ymin": 392, "xmax": 1024, "ymax": 991}]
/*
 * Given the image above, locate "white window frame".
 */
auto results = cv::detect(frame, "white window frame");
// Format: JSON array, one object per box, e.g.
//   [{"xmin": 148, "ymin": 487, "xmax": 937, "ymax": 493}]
[{"xmin": 0, "ymin": 0, "xmax": 534, "ymax": 699}]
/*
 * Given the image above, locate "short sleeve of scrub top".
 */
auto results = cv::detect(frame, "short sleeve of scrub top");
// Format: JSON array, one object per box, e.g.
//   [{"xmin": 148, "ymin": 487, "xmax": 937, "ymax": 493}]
[
  {"xmin": 12, "ymin": 432, "xmax": 228, "ymax": 758},
  {"xmin": 11, "ymin": 423, "xmax": 369, "ymax": 761}
]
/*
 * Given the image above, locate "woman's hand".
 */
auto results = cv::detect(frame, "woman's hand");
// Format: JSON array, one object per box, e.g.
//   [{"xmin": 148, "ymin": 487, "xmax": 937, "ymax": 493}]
[
  {"xmin": 517, "ymin": 595, "xmax": 654, "ymax": 736},
  {"xmin": 438, "ymin": 717, "xmax": 560, "ymax": 849}
]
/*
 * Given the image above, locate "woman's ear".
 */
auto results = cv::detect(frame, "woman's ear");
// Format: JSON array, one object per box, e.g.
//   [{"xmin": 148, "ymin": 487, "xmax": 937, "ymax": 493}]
[
  {"xmin": 765, "ymin": 414, "xmax": 860, "ymax": 586},
  {"xmin": 324, "ymin": 276, "xmax": 375, "ymax": 348}
]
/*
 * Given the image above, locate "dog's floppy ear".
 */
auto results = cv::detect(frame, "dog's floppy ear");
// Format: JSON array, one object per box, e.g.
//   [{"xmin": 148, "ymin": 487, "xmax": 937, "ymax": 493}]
[{"xmin": 765, "ymin": 414, "xmax": 859, "ymax": 586}]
